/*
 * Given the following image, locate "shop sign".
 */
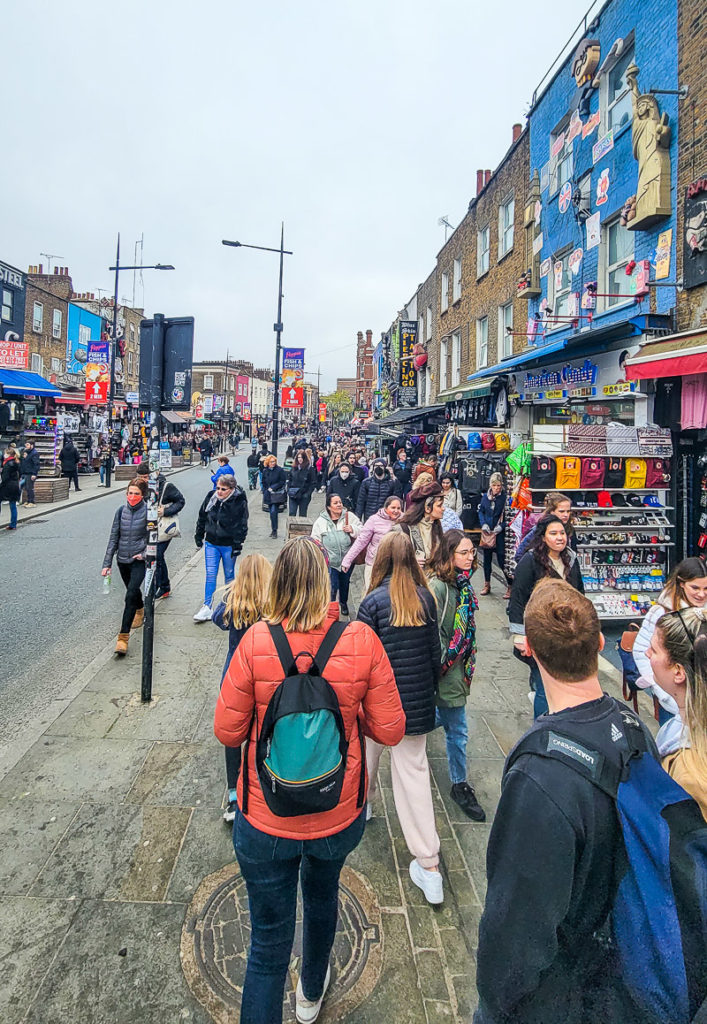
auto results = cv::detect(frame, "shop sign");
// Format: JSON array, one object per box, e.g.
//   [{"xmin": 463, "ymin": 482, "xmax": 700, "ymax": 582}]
[
  {"xmin": 0, "ymin": 340, "xmax": 29, "ymax": 369},
  {"xmin": 213, "ymin": 394, "xmax": 224, "ymax": 412},
  {"xmin": 523, "ymin": 358, "xmax": 598, "ymax": 395},
  {"xmin": 567, "ymin": 110, "xmax": 583, "ymax": 143},
  {"xmin": 596, "ymin": 168, "xmax": 610, "ymax": 206},
  {"xmin": 319, "ymin": 402, "xmax": 327, "ymax": 423},
  {"xmin": 586, "ymin": 211, "xmax": 601, "ymax": 250},
  {"xmin": 655, "ymin": 229, "xmax": 672, "ymax": 280},
  {"xmin": 582, "ymin": 281, "xmax": 597, "ymax": 309},
  {"xmin": 125, "ymin": 391, "xmax": 140, "ymax": 403},
  {"xmin": 602, "ymin": 381, "xmax": 636, "ymax": 396},
  {"xmin": 242, "ymin": 404, "xmax": 251, "ymax": 420},
  {"xmin": 0, "ymin": 263, "xmax": 23, "ymax": 288},
  {"xmin": 282, "ymin": 348, "xmax": 304, "ymax": 388},
  {"xmin": 398, "ymin": 320, "xmax": 418, "ymax": 407},
  {"xmin": 281, "ymin": 386, "xmax": 304, "ymax": 409},
  {"xmin": 545, "ymin": 389, "xmax": 564, "ymax": 400},
  {"xmin": 86, "ymin": 380, "xmax": 108, "ymax": 404},
  {"xmin": 569, "ymin": 248, "xmax": 583, "ymax": 275},
  {"xmin": 586, "ymin": 404, "xmax": 611, "ymax": 416},
  {"xmin": 684, "ymin": 177, "xmax": 707, "ymax": 290},
  {"xmin": 203, "ymin": 395, "xmax": 213, "ymax": 414},
  {"xmin": 592, "ymin": 130, "xmax": 614, "ymax": 164},
  {"xmin": 568, "ymin": 385, "xmax": 595, "ymax": 398},
  {"xmin": 558, "ymin": 182, "xmax": 572, "ymax": 214},
  {"xmin": 582, "ymin": 111, "xmax": 601, "ymax": 139},
  {"xmin": 540, "ymin": 258, "xmax": 551, "ymax": 277}
]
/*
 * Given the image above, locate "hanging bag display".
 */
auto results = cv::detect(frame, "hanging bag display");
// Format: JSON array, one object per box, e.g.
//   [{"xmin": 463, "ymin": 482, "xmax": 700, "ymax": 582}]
[
  {"xmin": 529, "ymin": 456, "xmax": 556, "ymax": 489},
  {"xmin": 495, "ymin": 432, "xmax": 510, "ymax": 451},
  {"xmin": 580, "ymin": 457, "xmax": 606, "ymax": 490},
  {"xmin": 555, "ymin": 455, "xmax": 582, "ymax": 490},
  {"xmin": 605, "ymin": 456, "xmax": 625, "ymax": 489},
  {"xmin": 624, "ymin": 458, "xmax": 647, "ymax": 489},
  {"xmin": 467, "ymin": 432, "xmax": 482, "ymax": 451},
  {"xmin": 645, "ymin": 458, "xmax": 671, "ymax": 487},
  {"xmin": 481, "ymin": 432, "xmax": 496, "ymax": 452}
]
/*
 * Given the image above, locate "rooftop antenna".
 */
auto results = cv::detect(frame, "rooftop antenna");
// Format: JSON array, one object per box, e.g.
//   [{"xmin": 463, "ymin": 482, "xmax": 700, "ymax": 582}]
[
  {"xmin": 438, "ymin": 216, "xmax": 453, "ymax": 241},
  {"xmin": 40, "ymin": 252, "xmax": 64, "ymax": 274}
]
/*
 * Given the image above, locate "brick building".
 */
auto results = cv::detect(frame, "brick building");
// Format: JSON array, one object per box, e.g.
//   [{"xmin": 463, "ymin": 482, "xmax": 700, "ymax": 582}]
[
  {"xmin": 355, "ymin": 329, "xmax": 374, "ymax": 411},
  {"xmin": 336, "ymin": 377, "xmax": 357, "ymax": 402},
  {"xmin": 24, "ymin": 265, "xmax": 73, "ymax": 381}
]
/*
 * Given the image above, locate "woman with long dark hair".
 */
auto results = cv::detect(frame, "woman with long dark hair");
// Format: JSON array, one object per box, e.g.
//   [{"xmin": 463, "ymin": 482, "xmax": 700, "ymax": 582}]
[
  {"xmin": 478, "ymin": 472, "xmax": 511, "ymax": 598},
  {"xmin": 288, "ymin": 450, "xmax": 317, "ymax": 517},
  {"xmin": 508, "ymin": 514, "xmax": 584, "ymax": 717},
  {"xmin": 261, "ymin": 455, "xmax": 287, "ymax": 539},
  {"xmin": 396, "ymin": 480, "xmax": 445, "ymax": 566},
  {"xmin": 357, "ymin": 531, "xmax": 444, "ymax": 904}
]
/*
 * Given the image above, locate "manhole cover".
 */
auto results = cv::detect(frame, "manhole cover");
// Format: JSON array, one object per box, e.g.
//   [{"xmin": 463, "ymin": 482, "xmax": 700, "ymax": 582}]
[{"xmin": 181, "ymin": 864, "xmax": 383, "ymax": 1023}]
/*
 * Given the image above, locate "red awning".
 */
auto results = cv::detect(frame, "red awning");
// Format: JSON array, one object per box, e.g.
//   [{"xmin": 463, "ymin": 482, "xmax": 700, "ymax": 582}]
[
  {"xmin": 625, "ymin": 330, "xmax": 707, "ymax": 380},
  {"xmin": 54, "ymin": 392, "xmax": 87, "ymax": 405}
]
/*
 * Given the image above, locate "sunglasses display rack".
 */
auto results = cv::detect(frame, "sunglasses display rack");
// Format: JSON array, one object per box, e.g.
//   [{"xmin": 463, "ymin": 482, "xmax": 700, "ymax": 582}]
[{"xmin": 24, "ymin": 417, "xmax": 63, "ymax": 477}]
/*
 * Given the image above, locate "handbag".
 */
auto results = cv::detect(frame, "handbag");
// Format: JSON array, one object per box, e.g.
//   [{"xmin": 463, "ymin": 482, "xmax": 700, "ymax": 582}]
[
  {"xmin": 478, "ymin": 530, "xmax": 497, "ymax": 549},
  {"xmin": 157, "ymin": 482, "xmax": 181, "ymax": 542},
  {"xmin": 268, "ymin": 489, "xmax": 287, "ymax": 505}
]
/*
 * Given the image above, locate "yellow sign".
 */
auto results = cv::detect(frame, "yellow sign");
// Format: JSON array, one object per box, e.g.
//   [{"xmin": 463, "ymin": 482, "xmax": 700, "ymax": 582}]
[
  {"xmin": 655, "ymin": 229, "xmax": 672, "ymax": 280},
  {"xmin": 545, "ymin": 389, "xmax": 564, "ymax": 400},
  {"xmin": 603, "ymin": 382, "xmax": 635, "ymax": 396}
]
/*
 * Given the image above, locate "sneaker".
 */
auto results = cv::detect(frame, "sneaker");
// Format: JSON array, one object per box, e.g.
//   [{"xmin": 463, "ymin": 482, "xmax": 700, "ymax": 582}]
[
  {"xmin": 365, "ymin": 802, "xmax": 373, "ymax": 822},
  {"xmin": 223, "ymin": 801, "xmax": 237, "ymax": 824},
  {"xmin": 193, "ymin": 604, "xmax": 213, "ymax": 622},
  {"xmin": 269, "ymin": 530, "xmax": 277, "ymax": 539},
  {"xmin": 450, "ymin": 782, "xmax": 486, "ymax": 822},
  {"xmin": 295, "ymin": 964, "xmax": 331, "ymax": 1023},
  {"xmin": 26, "ymin": 503, "xmax": 36, "ymax": 508},
  {"xmin": 340, "ymin": 602, "xmax": 349, "ymax": 616},
  {"xmin": 409, "ymin": 859, "xmax": 444, "ymax": 905},
  {"xmin": 155, "ymin": 588, "xmax": 171, "ymax": 600}
]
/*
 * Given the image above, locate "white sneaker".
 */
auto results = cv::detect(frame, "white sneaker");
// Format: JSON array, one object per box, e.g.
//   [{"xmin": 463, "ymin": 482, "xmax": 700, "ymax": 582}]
[
  {"xmin": 409, "ymin": 859, "xmax": 444, "ymax": 905},
  {"xmin": 193, "ymin": 604, "xmax": 213, "ymax": 622},
  {"xmin": 365, "ymin": 803, "xmax": 373, "ymax": 822},
  {"xmin": 295, "ymin": 964, "xmax": 331, "ymax": 1023}
]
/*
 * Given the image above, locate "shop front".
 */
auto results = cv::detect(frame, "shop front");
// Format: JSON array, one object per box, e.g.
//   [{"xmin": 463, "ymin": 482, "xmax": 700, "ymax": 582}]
[{"xmin": 0, "ymin": 367, "xmax": 62, "ymax": 456}]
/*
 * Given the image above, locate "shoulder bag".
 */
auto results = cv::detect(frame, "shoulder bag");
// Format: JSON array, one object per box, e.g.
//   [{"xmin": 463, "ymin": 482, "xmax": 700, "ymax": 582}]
[{"xmin": 157, "ymin": 481, "xmax": 181, "ymax": 542}]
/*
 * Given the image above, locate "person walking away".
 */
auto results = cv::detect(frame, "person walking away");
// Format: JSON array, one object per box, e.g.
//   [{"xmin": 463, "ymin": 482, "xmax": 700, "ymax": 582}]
[
  {"xmin": 508, "ymin": 515, "xmax": 584, "ymax": 717},
  {"xmin": 59, "ymin": 436, "xmax": 81, "ymax": 491},
  {"xmin": 632, "ymin": 557, "xmax": 707, "ymax": 734},
  {"xmin": 0, "ymin": 445, "xmax": 21, "ymax": 530},
  {"xmin": 246, "ymin": 446, "xmax": 260, "ymax": 490},
  {"xmin": 214, "ymin": 538, "xmax": 405, "ymax": 1024},
  {"xmin": 478, "ymin": 472, "xmax": 511, "ymax": 599},
  {"xmin": 199, "ymin": 435, "xmax": 213, "ymax": 467},
  {"xmin": 355, "ymin": 458, "xmax": 401, "ymax": 522},
  {"xmin": 342, "ymin": 495, "xmax": 402, "ymax": 590},
  {"xmin": 288, "ymin": 450, "xmax": 317, "ymax": 517},
  {"xmin": 439, "ymin": 473, "xmax": 462, "ymax": 513},
  {"xmin": 19, "ymin": 439, "xmax": 40, "ymax": 506},
  {"xmin": 212, "ymin": 553, "xmax": 273, "ymax": 823},
  {"xmin": 395, "ymin": 481, "xmax": 445, "ymax": 567},
  {"xmin": 474, "ymin": 580, "xmax": 657, "ymax": 1024},
  {"xmin": 428, "ymin": 530, "xmax": 486, "ymax": 820},
  {"xmin": 392, "ymin": 448, "xmax": 412, "ymax": 497},
  {"xmin": 261, "ymin": 455, "xmax": 287, "ymax": 539},
  {"xmin": 515, "ymin": 491, "xmax": 576, "ymax": 560},
  {"xmin": 194, "ymin": 474, "xmax": 249, "ymax": 621},
  {"xmin": 283, "ymin": 445, "xmax": 295, "ymax": 478},
  {"xmin": 326, "ymin": 462, "xmax": 360, "ymax": 513},
  {"xmin": 97, "ymin": 435, "xmax": 111, "ymax": 485},
  {"xmin": 211, "ymin": 454, "xmax": 233, "ymax": 489},
  {"xmin": 357, "ymin": 531, "xmax": 445, "ymax": 904},
  {"xmin": 101, "ymin": 478, "xmax": 148, "ymax": 655},
  {"xmin": 311, "ymin": 493, "xmax": 362, "ymax": 616},
  {"xmin": 135, "ymin": 462, "xmax": 185, "ymax": 600}
]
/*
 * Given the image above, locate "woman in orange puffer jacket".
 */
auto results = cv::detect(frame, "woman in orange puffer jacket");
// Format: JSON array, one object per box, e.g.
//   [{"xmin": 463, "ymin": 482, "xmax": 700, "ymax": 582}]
[{"xmin": 214, "ymin": 536, "xmax": 405, "ymax": 1024}]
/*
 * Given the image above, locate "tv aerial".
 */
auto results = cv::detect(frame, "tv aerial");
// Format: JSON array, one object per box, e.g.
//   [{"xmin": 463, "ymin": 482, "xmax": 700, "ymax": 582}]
[
  {"xmin": 438, "ymin": 216, "xmax": 454, "ymax": 241},
  {"xmin": 40, "ymin": 252, "xmax": 64, "ymax": 274}
]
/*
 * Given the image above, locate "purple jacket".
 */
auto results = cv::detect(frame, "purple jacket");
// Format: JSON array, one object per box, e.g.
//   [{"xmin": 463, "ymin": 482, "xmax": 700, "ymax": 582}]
[{"xmin": 341, "ymin": 506, "xmax": 397, "ymax": 571}]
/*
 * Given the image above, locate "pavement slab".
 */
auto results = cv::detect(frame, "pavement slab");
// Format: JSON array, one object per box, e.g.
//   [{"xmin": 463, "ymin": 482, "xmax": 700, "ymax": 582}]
[
  {"xmin": 124, "ymin": 740, "xmax": 224, "ymax": 808},
  {"xmin": 0, "ymin": 800, "xmax": 81, "ymax": 895}
]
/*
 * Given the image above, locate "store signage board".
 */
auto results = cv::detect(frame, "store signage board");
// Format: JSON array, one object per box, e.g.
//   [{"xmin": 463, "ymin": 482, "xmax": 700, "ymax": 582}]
[
  {"xmin": 586, "ymin": 211, "xmax": 601, "ymax": 250},
  {"xmin": 603, "ymin": 381, "xmax": 636, "ymax": 396},
  {"xmin": 85, "ymin": 380, "xmax": 108, "ymax": 404},
  {"xmin": 521, "ymin": 358, "xmax": 598, "ymax": 399},
  {"xmin": 125, "ymin": 391, "xmax": 139, "ymax": 403},
  {"xmin": 282, "ymin": 348, "xmax": 304, "ymax": 388},
  {"xmin": 592, "ymin": 129, "xmax": 614, "ymax": 164},
  {"xmin": 582, "ymin": 111, "xmax": 601, "ymax": 139},
  {"xmin": 398, "ymin": 320, "xmax": 418, "ymax": 407},
  {"xmin": 281, "ymin": 387, "xmax": 304, "ymax": 409},
  {"xmin": 655, "ymin": 229, "xmax": 672, "ymax": 280},
  {"xmin": 0, "ymin": 340, "xmax": 29, "ymax": 368}
]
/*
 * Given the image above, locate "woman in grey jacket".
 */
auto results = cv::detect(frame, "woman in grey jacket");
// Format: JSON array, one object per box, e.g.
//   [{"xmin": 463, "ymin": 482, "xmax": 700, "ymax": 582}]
[{"xmin": 102, "ymin": 478, "xmax": 148, "ymax": 656}]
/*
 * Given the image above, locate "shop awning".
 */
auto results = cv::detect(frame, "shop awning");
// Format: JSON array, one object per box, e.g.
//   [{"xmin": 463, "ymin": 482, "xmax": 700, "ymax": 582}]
[
  {"xmin": 173, "ymin": 411, "xmax": 194, "ymax": 423},
  {"xmin": 196, "ymin": 417, "xmax": 216, "ymax": 425},
  {"xmin": 625, "ymin": 329, "xmax": 707, "ymax": 380},
  {"xmin": 54, "ymin": 391, "xmax": 86, "ymax": 405},
  {"xmin": 0, "ymin": 368, "xmax": 61, "ymax": 397},
  {"xmin": 377, "ymin": 404, "xmax": 445, "ymax": 426},
  {"xmin": 161, "ymin": 410, "xmax": 184, "ymax": 424}
]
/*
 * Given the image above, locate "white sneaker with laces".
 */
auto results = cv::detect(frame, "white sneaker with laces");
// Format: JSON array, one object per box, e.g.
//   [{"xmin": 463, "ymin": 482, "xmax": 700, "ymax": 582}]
[
  {"xmin": 295, "ymin": 964, "xmax": 331, "ymax": 1023},
  {"xmin": 193, "ymin": 604, "xmax": 213, "ymax": 622},
  {"xmin": 409, "ymin": 859, "xmax": 444, "ymax": 904}
]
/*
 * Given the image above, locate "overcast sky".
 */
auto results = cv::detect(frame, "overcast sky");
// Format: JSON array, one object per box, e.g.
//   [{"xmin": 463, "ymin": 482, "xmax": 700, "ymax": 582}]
[{"xmin": 4, "ymin": 0, "xmax": 590, "ymax": 392}]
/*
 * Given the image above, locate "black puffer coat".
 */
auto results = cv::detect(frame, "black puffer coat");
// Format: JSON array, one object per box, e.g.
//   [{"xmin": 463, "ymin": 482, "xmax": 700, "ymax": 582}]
[
  {"xmin": 0, "ymin": 456, "xmax": 21, "ymax": 502},
  {"xmin": 195, "ymin": 487, "xmax": 249, "ymax": 550},
  {"xmin": 357, "ymin": 579, "xmax": 441, "ymax": 735},
  {"xmin": 59, "ymin": 442, "xmax": 80, "ymax": 473},
  {"xmin": 326, "ymin": 472, "xmax": 360, "ymax": 512},
  {"xmin": 355, "ymin": 473, "xmax": 402, "ymax": 522},
  {"xmin": 103, "ymin": 501, "xmax": 147, "ymax": 567}
]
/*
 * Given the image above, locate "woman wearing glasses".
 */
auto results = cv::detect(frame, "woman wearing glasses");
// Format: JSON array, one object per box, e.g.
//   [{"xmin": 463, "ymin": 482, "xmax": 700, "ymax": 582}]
[{"xmin": 194, "ymin": 474, "xmax": 249, "ymax": 622}]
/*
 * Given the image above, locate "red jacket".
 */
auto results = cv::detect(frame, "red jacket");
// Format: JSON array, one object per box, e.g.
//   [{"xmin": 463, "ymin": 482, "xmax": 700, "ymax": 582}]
[{"xmin": 214, "ymin": 603, "xmax": 406, "ymax": 839}]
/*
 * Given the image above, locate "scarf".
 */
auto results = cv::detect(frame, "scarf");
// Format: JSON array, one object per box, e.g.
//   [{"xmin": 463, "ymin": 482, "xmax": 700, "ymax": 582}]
[
  {"xmin": 443, "ymin": 572, "xmax": 478, "ymax": 685},
  {"xmin": 206, "ymin": 488, "xmax": 234, "ymax": 513}
]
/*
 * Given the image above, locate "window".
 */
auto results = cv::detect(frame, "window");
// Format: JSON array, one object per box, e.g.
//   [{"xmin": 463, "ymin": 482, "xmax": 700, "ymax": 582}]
[
  {"xmin": 203, "ymin": 374, "xmax": 214, "ymax": 390},
  {"xmin": 425, "ymin": 366, "xmax": 433, "ymax": 404},
  {"xmin": 128, "ymin": 351, "xmax": 134, "ymax": 376},
  {"xmin": 549, "ymin": 249, "xmax": 573, "ymax": 324},
  {"xmin": 426, "ymin": 305, "xmax": 432, "ymax": 341},
  {"xmin": 439, "ymin": 338, "xmax": 448, "ymax": 392},
  {"xmin": 129, "ymin": 322, "xmax": 135, "ymax": 341},
  {"xmin": 32, "ymin": 301, "xmax": 43, "ymax": 333},
  {"xmin": 607, "ymin": 45, "xmax": 633, "ymax": 132},
  {"xmin": 452, "ymin": 258, "xmax": 462, "ymax": 302},
  {"xmin": 451, "ymin": 331, "xmax": 461, "ymax": 386},
  {"xmin": 498, "ymin": 197, "xmax": 515, "ymax": 258},
  {"xmin": 440, "ymin": 272, "xmax": 449, "ymax": 313},
  {"xmin": 499, "ymin": 302, "xmax": 513, "ymax": 359},
  {"xmin": 551, "ymin": 129, "xmax": 573, "ymax": 194},
  {"xmin": 52, "ymin": 308, "xmax": 62, "ymax": 339},
  {"xmin": 477, "ymin": 225, "xmax": 490, "ymax": 276},
  {"xmin": 603, "ymin": 219, "xmax": 634, "ymax": 308},
  {"xmin": 31, "ymin": 352, "xmax": 42, "ymax": 373},
  {"xmin": 78, "ymin": 323, "xmax": 91, "ymax": 346},
  {"xmin": 2, "ymin": 289, "xmax": 13, "ymax": 321},
  {"xmin": 51, "ymin": 357, "xmax": 62, "ymax": 373},
  {"xmin": 476, "ymin": 318, "xmax": 488, "ymax": 368}
]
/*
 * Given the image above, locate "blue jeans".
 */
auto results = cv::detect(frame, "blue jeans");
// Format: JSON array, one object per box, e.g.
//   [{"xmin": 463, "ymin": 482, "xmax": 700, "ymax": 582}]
[
  {"xmin": 204, "ymin": 541, "xmax": 236, "ymax": 605},
  {"xmin": 435, "ymin": 705, "xmax": 468, "ymax": 785},
  {"xmin": 329, "ymin": 566, "xmax": 352, "ymax": 604},
  {"xmin": 530, "ymin": 661, "xmax": 548, "ymax": 718},
  {"xmin": 233, "ymin": 807, "xmax": 366, "ymax": 1024},
  {"xmin": 268, "ymin": 502, "xmax": 280, "ymax": 533},
  {"xmin": 1, "ymin": 500, "xmax": 18, "ymax": 529}
]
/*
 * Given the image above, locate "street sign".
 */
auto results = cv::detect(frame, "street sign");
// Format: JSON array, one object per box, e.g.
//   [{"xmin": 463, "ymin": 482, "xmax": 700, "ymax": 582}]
[
  {"xmin": 281, "ymin": 387, "xmax": 304, "ymax": 409},
  {"xmin": 125, "ymin": 391, "xmax": 140, "ymax": 403},
  {"xmin": 85, "ymin": 380, "xmax": 108, "ymax": 403}
]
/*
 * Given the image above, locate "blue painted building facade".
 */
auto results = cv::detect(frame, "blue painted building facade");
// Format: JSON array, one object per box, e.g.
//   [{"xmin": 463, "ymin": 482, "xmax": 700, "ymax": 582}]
[{"xmin": 67, "ymin": 303, "xmax": 103, "ymax": 375}]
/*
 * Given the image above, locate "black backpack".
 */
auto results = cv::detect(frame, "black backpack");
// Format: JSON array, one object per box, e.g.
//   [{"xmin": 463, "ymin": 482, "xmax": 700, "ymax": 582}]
[{"xmin": 242, "ymin": 621, "xmax": 366, "ymax": 818}]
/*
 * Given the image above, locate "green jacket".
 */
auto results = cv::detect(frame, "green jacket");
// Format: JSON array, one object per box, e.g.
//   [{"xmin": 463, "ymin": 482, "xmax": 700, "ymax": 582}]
[{"xmin": 428, "ymin": 576, "xmax": 476, "ymax": 708}]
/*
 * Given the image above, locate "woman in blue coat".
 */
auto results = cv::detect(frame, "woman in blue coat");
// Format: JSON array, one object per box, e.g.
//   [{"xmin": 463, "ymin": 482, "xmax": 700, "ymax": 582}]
[{"xmin": 478, "ymin": 472, "xmax": 511, "ymax": 599}]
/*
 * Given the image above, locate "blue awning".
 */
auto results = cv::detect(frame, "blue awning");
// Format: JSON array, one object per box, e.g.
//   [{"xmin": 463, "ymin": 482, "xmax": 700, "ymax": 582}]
[
  {"xmin": 467, "ymin": 339, "xmax": 568, "ymax": 381},
  {"xmin": 0, "ymin": 369, "xmax": 62, "ymax": 397}
]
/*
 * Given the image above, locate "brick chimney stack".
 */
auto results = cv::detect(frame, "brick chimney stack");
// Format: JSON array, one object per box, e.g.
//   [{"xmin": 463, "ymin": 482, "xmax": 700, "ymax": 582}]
[
  {"xmin": 476, "ymin": 170, "xmax": 485, "ymax": 196},
  {"xmin": 512, "ymin": 123, "xmax": 522, "ymax": 142},
  {"xmin": 485, "ymin": 169, "xmax": 492, "ymax": 186}
]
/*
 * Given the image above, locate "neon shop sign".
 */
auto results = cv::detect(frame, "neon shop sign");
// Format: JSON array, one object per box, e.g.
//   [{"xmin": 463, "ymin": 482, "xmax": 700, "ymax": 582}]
[{"xmin": 522, "ymin": 358, "xmax": 598, "ymax": 397}]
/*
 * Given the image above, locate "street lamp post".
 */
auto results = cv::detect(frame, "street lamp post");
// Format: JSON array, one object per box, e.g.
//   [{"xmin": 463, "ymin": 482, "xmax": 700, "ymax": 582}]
[
  {"xmin": 222, "ymin": 225, "xmax": 292, "ymax": 450},
  {"xmin": 105, "ymin": 232, "xmax": 174, "ymax": 487}
]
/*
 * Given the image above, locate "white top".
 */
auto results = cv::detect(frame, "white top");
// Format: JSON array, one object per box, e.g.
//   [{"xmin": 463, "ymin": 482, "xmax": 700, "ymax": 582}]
[{"xmin": 633, "ymin": 598, "xmax": 686, "ymax": 717}]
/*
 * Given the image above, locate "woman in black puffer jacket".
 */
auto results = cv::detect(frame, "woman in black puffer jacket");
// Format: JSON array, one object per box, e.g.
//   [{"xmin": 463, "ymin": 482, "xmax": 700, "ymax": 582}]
[
  {"xmin": 102, "ymin": 477, "xmax": 149, "ymax": 656},
  {"xmin": 357, "ymin": 530, "xmax": 445, "ymax": 905},
  {"xmin": 287, "ymin": 450, "xmax": 317, "ymax": 517}
]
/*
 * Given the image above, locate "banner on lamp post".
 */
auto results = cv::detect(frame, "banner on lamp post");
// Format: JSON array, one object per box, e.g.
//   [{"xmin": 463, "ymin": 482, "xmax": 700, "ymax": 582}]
[
  {"xmin": 318, "ymin": 402, "xmax": 327, "ymax": 422},
  {"xmin": 281, "ymin": 386, "xmax": 304, "ymax": 409},
  {"xmin": 281, "ymin": 348, "xmax": 304, "ymax": 389}
]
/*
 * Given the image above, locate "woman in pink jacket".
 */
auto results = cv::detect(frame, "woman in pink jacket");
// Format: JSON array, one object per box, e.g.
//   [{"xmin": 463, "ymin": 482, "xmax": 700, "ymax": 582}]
[{"xmin": 341, "ymin": 495, "xmax": 403, "ymax": 589}]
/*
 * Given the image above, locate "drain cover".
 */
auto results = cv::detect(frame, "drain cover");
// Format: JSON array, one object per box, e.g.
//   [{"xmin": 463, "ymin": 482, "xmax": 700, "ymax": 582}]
[{"xmin": 181, "ymin": 864, "xmax": 383, "ymax": 1022}]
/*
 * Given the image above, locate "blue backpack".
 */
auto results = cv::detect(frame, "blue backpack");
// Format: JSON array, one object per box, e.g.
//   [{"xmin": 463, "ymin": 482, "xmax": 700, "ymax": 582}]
[
  {"xmin": 467, "ymin": 431, "xmax": 482, "ymax": 450},
  {"xmin": 507, "ymin": 699, "xmax": 707, "ymax": 1024},
  {"xmin": 241, "ymin": 621, "xmax": 365, "ymax": 818}
]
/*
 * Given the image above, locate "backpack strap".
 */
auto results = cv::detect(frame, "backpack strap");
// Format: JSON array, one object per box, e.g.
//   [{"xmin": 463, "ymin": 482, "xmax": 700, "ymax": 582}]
[
  {"xmin": 267, "ymin": 623, "xmax": 299, "ymax": 676},
  {"xmin": 311, "ymin": 619, "xmax": 348, "ymax": 676},
  {"xmin": 356, "ymin": 717, "xmax": 366, "ymax": 808},
  {"xmin": 240, "ymin": 708, "xmax": 258, "ymax": 816}
]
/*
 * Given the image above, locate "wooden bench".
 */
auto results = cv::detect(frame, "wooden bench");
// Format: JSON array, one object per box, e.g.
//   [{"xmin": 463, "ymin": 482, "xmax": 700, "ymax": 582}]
[{"xmin": 287, "ymin": 516, "xmax": 313, "ymax": 539}]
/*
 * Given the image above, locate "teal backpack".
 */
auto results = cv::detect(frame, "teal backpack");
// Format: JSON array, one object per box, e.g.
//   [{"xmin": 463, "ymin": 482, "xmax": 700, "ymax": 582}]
[{"xmin": 241, "ymin": 621, "xmax": 366, "ymax": 818}]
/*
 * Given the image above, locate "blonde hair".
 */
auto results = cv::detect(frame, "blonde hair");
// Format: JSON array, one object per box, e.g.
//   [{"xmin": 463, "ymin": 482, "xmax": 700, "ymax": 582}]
[
  {"xmin": 368, "ymin": 532, "xmax": 429, "ymax": 626},
  {"xmin": 656, "ymin": 607, "xmax": 707, "ymax": 772},
  {"xmin": 266, "ymin": 537, "xmax": 330, "ymax": 633},
  {"xmin": 221, "ymin": 554, "xmax": 273, "ymax": 628}
]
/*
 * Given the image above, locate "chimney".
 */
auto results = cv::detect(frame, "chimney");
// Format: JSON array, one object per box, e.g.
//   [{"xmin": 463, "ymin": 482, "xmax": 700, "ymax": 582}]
[
  {"xmin": 476, "ymin": 170, "xmax": 485, "ymax": 196},
  {"xmin": 366, "ymin": 329, "xmax": 372, "ymax": 345},
  {"xmin": 485, "ymin": 169, "xmax": 492, "ymax": 186},
  {"xmin": 512, "ymin": 123, "xmax": 522, "ymax": 143}
]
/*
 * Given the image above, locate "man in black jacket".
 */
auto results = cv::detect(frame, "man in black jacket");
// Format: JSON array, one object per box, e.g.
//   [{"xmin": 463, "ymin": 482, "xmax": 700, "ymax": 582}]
[
  {"xmin": 59, "ymin": 437, "xmax": 81, "ymax": 491},
  {"xmin": 136, "ymin": 463, "xmax": 185, "ymax": 599},
  {"xmin": 20, "ymin": 440, "xmax": 41, "ymax": 506},
  {"xmin": 474, "ymin": 580, "xmax": 652, "ymax": 1024},
  {"xmin": 355, "ymin": 458, "xmax": 401, "ymax": 521}
]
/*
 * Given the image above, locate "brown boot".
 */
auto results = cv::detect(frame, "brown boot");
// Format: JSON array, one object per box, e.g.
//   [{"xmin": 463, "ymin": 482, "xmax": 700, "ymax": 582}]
[
  {"xmin": 503, "ymin": 586, "xmax": 512, "ymax": 600},
  {"xmin": 480, "ymin": 582, "xmax": 491, "ymax": 596},
  {"xmin": 132, "ymin": 607, "xmax": 145, "ymax": 630},
  {"xmin": 115, "ymin": 632, "xmax": 129, "ymax": 655}
]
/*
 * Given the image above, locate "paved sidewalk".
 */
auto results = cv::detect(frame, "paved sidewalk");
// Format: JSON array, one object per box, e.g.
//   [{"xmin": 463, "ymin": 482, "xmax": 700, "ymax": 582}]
[{"xmin": 0, "ymin": 488, "xmax": 654, "ymax": 1024}]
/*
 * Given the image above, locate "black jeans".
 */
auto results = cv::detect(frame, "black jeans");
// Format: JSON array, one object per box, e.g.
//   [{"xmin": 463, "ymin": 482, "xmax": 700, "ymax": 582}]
[
  {"xmin": 233, "ymin": 807, "xmax": 366, "ymax": 1024},
  {"xmin": 329, "ymin": 565, "xmax": 353, "ymax": 604},
  {"xmin": 288, "ymin": 495, "xmax": 311, "ymax": 517},
  {"xmin": 482, "ymin": 531, "xmax": 507, "ymax": 583},
  {"xmin": 155, "ymin": 540, "xmax": 171, "ymax": 592},
  {"xmin": 118, "ymin": 560, "xmax": 146, "ymax": 633},
  {"xmin": 62, "ymin": 469, "xmax": 80, "ymax": 491}
]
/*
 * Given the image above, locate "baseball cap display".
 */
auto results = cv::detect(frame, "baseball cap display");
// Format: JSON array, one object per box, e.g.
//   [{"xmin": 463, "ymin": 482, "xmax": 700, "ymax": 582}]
[
  {"xmin": 611, "ymin": 493, "xmax": 627, "ymax": 506},
  {"xmin": 643, "ymin": 495, "xmax": 664, "ymax": 507},
  {"xmin": 626, "ymin": 494, "xmax": 645, "ymax": 508}
]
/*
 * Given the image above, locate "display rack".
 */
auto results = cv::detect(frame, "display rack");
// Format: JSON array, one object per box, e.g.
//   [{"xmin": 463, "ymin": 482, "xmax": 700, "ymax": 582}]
[{"xmin": 24, "ymin": 417, "xmax": 62, "ymax": 477}]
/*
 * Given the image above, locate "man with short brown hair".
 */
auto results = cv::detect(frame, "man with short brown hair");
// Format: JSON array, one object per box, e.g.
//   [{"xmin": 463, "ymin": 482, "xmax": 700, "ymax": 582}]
[{"xmin": 474, "ymin": 580, "xmax": 653, "ymax": 1024}]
